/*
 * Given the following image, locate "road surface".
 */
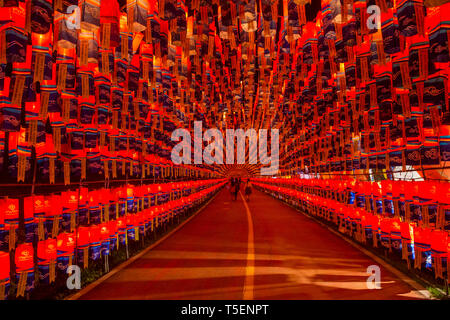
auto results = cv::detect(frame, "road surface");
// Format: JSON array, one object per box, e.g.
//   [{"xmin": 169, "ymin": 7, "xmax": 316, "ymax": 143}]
[{"xmin": 75, "ymin": 189, "xmax": 426, "ymax": 300}]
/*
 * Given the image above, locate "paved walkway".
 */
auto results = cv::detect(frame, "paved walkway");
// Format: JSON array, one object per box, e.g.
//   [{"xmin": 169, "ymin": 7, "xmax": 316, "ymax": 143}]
[{"xmin": 76, "ymin": 189, "xmax": 426, "ymax": 300}]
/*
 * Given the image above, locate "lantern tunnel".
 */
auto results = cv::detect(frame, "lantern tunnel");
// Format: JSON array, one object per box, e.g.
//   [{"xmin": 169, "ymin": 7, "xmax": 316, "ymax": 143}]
[{"xmin": 0, "ymin": 0, "xmax": 448, "ymax": 301}]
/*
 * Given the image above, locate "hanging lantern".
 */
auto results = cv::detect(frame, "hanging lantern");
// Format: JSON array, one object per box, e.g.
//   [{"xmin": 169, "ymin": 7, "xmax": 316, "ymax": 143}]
[
  {"xmin": 31, "ymin": 32, "xmax": 53, "ymax": 84},
  {"xmin": 108, "ymin": 220, "xmax": 118, "ymax": 251},
  {"xmin": 126, "ymin": 213, "xmax": 137, "ymax": 241},
  {"xmin": 127, "ymin": 0, "xmax": 150, "ymax": 33},
  {"xmin": 61, "ymin": 191, "xmax": 76, "ymax": 233},
  {"xmin": 89, "ymin": 224, "xmax": 102, "ymax": 261},
  {"xmin": 30, "ymin": 0, "xmax": 53, "ymax": 34},
  {"xmin": 44, "ymin": 194, "xmax": 62, "ymax": 238},
  {"xmin": 430, "ymin": 229, "xmax": 448, "ymax": 279},
  {"xmin": 100, "ymin": 223, "xmax": 110, "ymax": 256},
  {"xmin": 55, "ymin": 10, "xmax": 78, "ymax": 49},
  {"xmin": 56, "ymin": 232, "xmax": 75, "ymax": 274},
  {"xmin": 0, "ymin": 203, "xmax": 6, "ymax": 252},
  {"xmin": 117, "ymin": 217, "xmax": 127, "ymax": 246},
  {"xmin": 80, "ymin": 0, "xmax": 101, "ymax": 32},
  {"xmin": 14, "ymin": 243, "xmax": 35, "ymax": 297},
  {"xmin": 414, "ymin": 226, "xmax": 432, "ymax": 270},
  {"xmin": 37, "ymin": 238, "xmax": 57, "ymax": 285},
  {"xmin": 76, "ymin": 226, "xmax": 91, "ymax": 269},
  {"xmin": 88, "ymin": 191, "xmax": 102, "ymax": 225},
  {"xmin": 32, "ymin": 196, "xmax": 46, "ymax": 242},
  {"xmin": 3, "ymin": 199, "xmax": 19, "ymax": 252},
  {"xmin": 390, "ymin": 218, "xmax": 402, "ymax": 251},
  {"xmin": 4, "ymin": 6, "xmax": 28, "ymax": 64}
]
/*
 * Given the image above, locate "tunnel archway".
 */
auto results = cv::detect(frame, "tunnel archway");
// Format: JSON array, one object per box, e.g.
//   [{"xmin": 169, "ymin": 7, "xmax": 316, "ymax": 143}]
[{"xmin": 219, "ymin": 164, "xmax": 261, "ymax": 178}]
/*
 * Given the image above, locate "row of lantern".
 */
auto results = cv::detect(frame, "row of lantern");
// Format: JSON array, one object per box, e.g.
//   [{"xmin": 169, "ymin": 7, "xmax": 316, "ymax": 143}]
[
  {"xmin": 252, "ymin": 179, "xmax": 450, "ymax": 284},
  {"xmin": 253, "ymin": 177, "xmax": 450, "ymax": 229},
  {"xmin": 0, "ymin": 0, "xmax": 218, "ymax": 184},
  {"xmin": 278, "ymin": 115, "xmax": 450, "ymax": 175},
  {"xmin": 0, "ymin": 128, "xmax": 218, "ymax": 184},
  {"xmin": 0, "ymin": 118, "xmax": 221, "ymax": 184},
  {"xmin": 275, "ymin": 0, "xmax": 450, "ymax": 175},
  {"xmin": 0, "ymin": 178, "xmax": 226, "ymax": 299}
]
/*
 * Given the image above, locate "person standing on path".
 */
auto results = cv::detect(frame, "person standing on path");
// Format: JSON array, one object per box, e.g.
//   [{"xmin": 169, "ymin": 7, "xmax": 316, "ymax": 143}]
[
  {"xmin": 233, "ymin": 180, "xmax": 240, "ymax": 201},
  {"xmin": 244, "ymin": 179, "xmax": 252, "ymax": 202}
]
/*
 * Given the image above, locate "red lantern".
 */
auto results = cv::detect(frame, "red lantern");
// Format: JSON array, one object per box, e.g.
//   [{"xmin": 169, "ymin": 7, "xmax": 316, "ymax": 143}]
[
  {"xmin": 438, "ymin": 182, "xmax": 450, "ymax": 204},
  {"xmin": 37, "ymin": 238, "xmax": 57, "ymax": 262},
  {"xmin": 3, "ymin": 199, "xmax": 19, "ymax": 223},
  {"xmin": 57, "ymin": 232, "xmax": 76, "ymax": 255},
  {"xmin": 32, "ymin": 195, "xmax": 45, "ymax": 216},
  {"xmin": 431, "ymin": 230, "xmax": 448, "ymax": 253},
  {"xmin": 0, "ymin": 203, "xmax": 4, "ymax": 247},
  {"xmin": 77, "ymin": 226, "xmax": 91, "ymax": 247},
  {"xmin": 414, "ymin": 227, "xmax": 431, "ymax": 246},
  {"xmin": 108, "ymin": 220, "xmax": 117, "ymax": 236},
  {"xmin": 15, "ymin": 243, "xmax": 34, "ymax": 272},
  {"xmin": 89, "ymin": 225, "xmax": 101, "ymax": 244}
]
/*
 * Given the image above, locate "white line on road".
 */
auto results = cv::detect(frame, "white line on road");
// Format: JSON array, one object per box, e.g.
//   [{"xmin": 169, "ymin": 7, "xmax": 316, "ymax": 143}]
[{"xmin": 240, "ymin": 191, "xmax": 255, "ymax": 300}]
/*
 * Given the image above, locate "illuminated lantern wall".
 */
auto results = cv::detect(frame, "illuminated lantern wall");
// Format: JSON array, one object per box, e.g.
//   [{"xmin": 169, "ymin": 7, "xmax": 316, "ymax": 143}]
[{"xmin": 0, "ymin": 0, "xmax": 449, "ymax": 299}]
